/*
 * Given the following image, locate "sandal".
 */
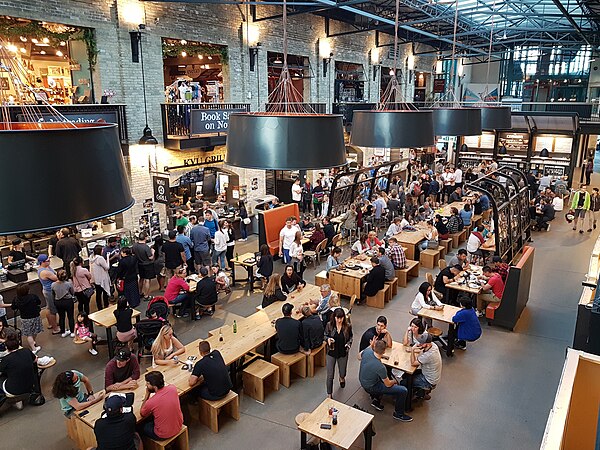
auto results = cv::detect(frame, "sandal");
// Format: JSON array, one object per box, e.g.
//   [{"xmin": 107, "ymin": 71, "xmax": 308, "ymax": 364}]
[{"xmin": 52, "ymin": 330, "xmax": 62, "ymax": 335}]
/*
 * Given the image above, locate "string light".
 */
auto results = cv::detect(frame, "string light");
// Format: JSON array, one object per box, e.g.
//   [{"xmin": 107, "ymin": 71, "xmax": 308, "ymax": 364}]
[
  {"xmin": 56, "ymin": 50, "xmax": 63, "ymax": 57},
  {"xmin": 181, "ymin": 51, "xmax": 187, "ymax": 57},
  {"xmin": 42, "ymin": 37, "xmax": 49, "ymax": 44}
]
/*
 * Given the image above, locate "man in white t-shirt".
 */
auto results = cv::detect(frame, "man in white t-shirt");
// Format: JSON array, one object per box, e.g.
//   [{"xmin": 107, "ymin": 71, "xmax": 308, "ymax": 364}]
[
  {"xmin": 279, "ymin": 217, "xmax": 298, "ymax": 264},
  {"xmin": 454, "ymin": 165, "xmax": 463, "ymax": 189},
  {"xmin": 409, "ymin": 335, "xmax": 442, "ymax": 399},
  {"xmin": 291, "ymin": 179, "xmax": 302, "ymax": 208}
]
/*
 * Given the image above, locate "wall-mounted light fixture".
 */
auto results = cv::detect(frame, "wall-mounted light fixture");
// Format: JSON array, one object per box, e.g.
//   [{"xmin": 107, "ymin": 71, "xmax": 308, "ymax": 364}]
[
  {"xmin": 121, "ymin": 2, "xmax": 145, "ymax": 26},
  {"xmin": 406, "ymin": 53, "xmax": 415, "ymax": 83},
  {"xmin": 243, "ymin": 23, "xmax": 261, "ymax": 72},
  {"xmin": 319, "ymin": 38, "xmax": 333, "ymax": 77},
  {"xmin": 370, "ymin": 47, "xmax": 381, "ymax": 81},
  {"xmin": 435, "ymin": 59, "xmax": 443, "ymax": 75}
]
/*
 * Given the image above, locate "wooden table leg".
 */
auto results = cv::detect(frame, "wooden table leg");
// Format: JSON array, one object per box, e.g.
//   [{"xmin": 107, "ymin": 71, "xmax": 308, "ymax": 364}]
[
  {"xmin": 446, "ymin": 324, "xmax": 456, "ymax": 357},
  {"xmin": 106, "ymin": 326, "xmax": 114, "ymax": 359},
  {"xmin": 300, "ymin": 431, "xmax": 308, "ymax": 450}
]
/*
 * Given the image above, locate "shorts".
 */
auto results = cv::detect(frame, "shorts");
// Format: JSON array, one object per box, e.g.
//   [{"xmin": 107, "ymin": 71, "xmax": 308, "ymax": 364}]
[
  {"xmin": 575, "ymin": 208, "xmax": 586, "ymax": 218},
  {"xmin": 138, "ymin": 264, "xmax": 156, "ymax": 280},
  {"xmin": 194, "ymin": 250, "xmax": 211, "ymax": 266},
  {"xmin": 43, "ymin": 290, "xmax": 58, "ymax": 315},
  {"xmin": 117, "ymin": 328, "xmax": 137, "ymax": 343},
  {"xmin": 163, "ymin": 267, "xmax": 177, "ymax": 279}
]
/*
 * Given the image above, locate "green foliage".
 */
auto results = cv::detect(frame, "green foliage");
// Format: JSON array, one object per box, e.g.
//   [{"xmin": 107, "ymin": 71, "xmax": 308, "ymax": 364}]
[{"xmin": 162, "ymin": 40, "xmax": 228, "ymax": 62}]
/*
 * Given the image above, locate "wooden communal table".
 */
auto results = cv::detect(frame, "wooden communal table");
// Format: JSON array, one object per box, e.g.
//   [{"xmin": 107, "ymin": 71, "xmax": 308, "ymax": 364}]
[
  {"xmin": 382, "ymin": 341, "xmax": 419, "ymax": 411},
  {"xmin": 437, "ymin": 201, "xmax": 466, "ymax": 217},
  {"xmin": 328, "ymin": 257, "xmax": 372, "ymax": 298},
  {"xmin": 297, "ymin": 398, "xmax": 374, "ymax": 450},
  {"xmin": 482, "ymin": 235, "xmax": 496, "ymax": 253},
  {"xmin": 446, "ymin": 264, "xmax": 484, "ymax": 295},
  {"xmin": 231, "ymin": 251, "xmax": 258, "ymax": 292},
  {"xmin": 418, "ymin": 305, "xmax": 462, "ymax": 357},
  {"xmin": 88, "ymin": 304, "xmax": 141, "ymax": 359},
  {"xmin": 258, "ymin": 284, "xmax": 321, "ymax": 321},
  {"xmin": 393, "ymin": 226, "xmax": 428, "ymax": 260}
]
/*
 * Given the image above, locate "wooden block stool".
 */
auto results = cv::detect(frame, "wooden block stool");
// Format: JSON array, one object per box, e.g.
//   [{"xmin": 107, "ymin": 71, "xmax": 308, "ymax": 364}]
[
  {"xmin": 450, "ymin": 232, "xmax": 462, "ymax": 249},
  {"xmin": 440, "ymin": 238, "xmax": 452, "ymax": 255},
  {"xmin": 199, "ymin": 391, "xmax": 240, "ymax": 433},
  {"xmin": 437, "ymin": 245, "xmax": 447, "ymax": 259},
  {"xmin": 315, "ymin": 270, "xmax": 328, "ymax": 287},
  {"xmin": 142, "ymin": 425, "xmax": 189, "ymax": 450},
  {"xmin": 458, "ymin": 229, "xmax": 468, "ymax": 243},
  {"xmin": 307, "ymin": 342, "xmax": 326, "ymax": 377},
  {"xmin": 396, "ymin": 260, "xmax": 420, "ymax": 288},
  {"xmin": 420, "ymin": 248, "xmax": 441, "ymax": 269},
  {"xmin": 271, "ymin": 352, "xmax": 307, "ymax": 387},
  {"xmin": 243, "ymin": 359, "xmax": 279, "ymax": 402},
  {"xmin": 366, "ymin": 284, "xmax": 389, "ymax": 309},
  {"xmin": 385, "ymin": 277, "xmax": 398, "ymax": 296}
]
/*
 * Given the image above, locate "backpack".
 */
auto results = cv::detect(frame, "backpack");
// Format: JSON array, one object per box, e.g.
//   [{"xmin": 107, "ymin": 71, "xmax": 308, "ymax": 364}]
[{"xmin": 411, "ymin": 183, "xmax": 422, "ymax": 196}]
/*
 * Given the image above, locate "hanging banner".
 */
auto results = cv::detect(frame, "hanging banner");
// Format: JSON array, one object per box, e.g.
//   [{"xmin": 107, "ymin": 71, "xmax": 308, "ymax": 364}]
[
  {"xmin": 433, "ymin": 79, "xmax": 446, "ymax": 93},
  {"xmin": 190, "ymin": 109, "xmax": 244, "ymax": 134},
  {"xmin": 152, "ymin": 176, "xmax": 170, "ymax": 204}
]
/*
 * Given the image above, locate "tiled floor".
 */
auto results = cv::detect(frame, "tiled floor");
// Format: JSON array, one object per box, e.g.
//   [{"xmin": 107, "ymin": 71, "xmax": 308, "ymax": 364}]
[{"xmin": 0, "ymin": 215, "xmax": 594, "ymax": 450}]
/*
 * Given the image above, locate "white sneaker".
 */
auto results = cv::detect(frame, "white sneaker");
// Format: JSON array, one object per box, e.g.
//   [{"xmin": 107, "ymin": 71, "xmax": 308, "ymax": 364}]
[
  {"xmin": 476, "ymin": 310, "xmax": 485, "ymax": 318},
  {"xmin": 70, "ymin": 332, "xmax": 75, "ymax": 338},
  {"xmin": 14, "ymin": 401, "xmax": 23, "ymax": 410},
  {"xmin": 33, "ymin": 346, "xmax": 41, "ymax": 354},
  {"xmin": 89, "ymin": 348, "xmax": 98, "ymax": 356},
  {"xmin": 546, "ymin": 223, "xmax": 551, "ymax": 231},
  {"xmin": 61, "ymin": 331, "xmax": 70, "ymax": 338}
]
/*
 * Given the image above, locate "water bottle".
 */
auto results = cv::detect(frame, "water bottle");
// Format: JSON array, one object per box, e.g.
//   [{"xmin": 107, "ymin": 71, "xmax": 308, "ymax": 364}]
[
  {"xmin": 332, "ymin": 410, "xmax": 338, "ymax": 425},
  {"xmin": 219, "ymin": 328, "xmax": 223, "ymax": 342},
  {"xmin": 233, "ymin": 320, "xmax": 237, "ymax": 334}
]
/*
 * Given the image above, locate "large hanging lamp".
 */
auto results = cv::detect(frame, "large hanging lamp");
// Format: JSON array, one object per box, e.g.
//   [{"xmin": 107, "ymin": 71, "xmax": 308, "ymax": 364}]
[
  {"xmin": 481, "ymin": 107, "xmax": 512, "ymax": 130},
  {"xmin": 0, "ymin": 40, "xmax": 133, "ymax": 235},
  {"xmin": 432, "ymin": 107, "xmax": 482, "ymax": 136},
  {"xmin": 226, "ymin": 0, "xmax": 345, "ymax": 170}
]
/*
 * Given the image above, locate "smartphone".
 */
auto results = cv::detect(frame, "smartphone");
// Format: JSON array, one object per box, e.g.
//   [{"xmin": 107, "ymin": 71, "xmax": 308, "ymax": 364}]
[
  {"xmin": 181, "ymin": 364, "xmax": 189, "ymax": 371},
  {"xmin": 187, "ymin": 356, "xmax": 197, "ymax": 361},
  {"xmin": 78, "ymin": 410, "xmax": 89, "ymax": 417},
  {"xmin": 381, "ymin": 355, "xmax": 390, "ymax": 360},
  {"xmin": 320, "ymin": 423, "xmax": 332, "ymax": 430}
]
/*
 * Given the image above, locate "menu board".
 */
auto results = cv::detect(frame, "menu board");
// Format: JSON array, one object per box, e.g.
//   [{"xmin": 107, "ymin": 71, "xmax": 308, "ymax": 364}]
[
  {"xmin": 499, "ymin": 132, "xmax": 529, "ymax": 152},
  {"xmin": 534, "ymin": 136, "xmax": 554, "ymax": 152},
  {"xmin": 463, "ymin": 136, "xmax": 479, "ymax": 148},
  {"xmin": 554, "ymin": 137, "xmax": 572, "ymax": 153},
  {"xmin": 480, "ymin": 133, "xmax": 495, "ymax": 149}
]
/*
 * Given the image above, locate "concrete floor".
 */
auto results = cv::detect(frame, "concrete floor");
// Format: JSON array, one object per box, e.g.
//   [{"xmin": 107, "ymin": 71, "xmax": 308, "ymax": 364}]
[{"xmin": 0, "ymin": 214, "xmax": 594, "ymax": 450}]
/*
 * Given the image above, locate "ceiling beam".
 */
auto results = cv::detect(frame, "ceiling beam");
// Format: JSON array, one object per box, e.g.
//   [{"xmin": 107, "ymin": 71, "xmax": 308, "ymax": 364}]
[{"xmin": 549, "ymin": 0, "xmax": 593, "ymax": 46}]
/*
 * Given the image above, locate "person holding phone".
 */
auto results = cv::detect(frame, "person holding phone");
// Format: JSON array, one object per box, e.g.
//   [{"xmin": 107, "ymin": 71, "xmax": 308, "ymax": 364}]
[{"xmin": 52, "ymin": 370, "xmax": 104, "ymax": 417}]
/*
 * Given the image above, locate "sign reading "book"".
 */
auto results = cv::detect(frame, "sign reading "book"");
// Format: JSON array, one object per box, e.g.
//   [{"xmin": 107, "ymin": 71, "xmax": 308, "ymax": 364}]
[{"xmin": 190, "ymin": 109, "xmax": 243, "ymax": 134}]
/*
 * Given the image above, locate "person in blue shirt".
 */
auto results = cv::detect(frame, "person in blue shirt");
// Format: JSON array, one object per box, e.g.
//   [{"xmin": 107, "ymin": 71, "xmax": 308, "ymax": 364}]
[
  {"xmin": 479, "ymin": 193, "xmax": 490, "ymax": 211},
  {"xmin": 176, "ymin": 225, "xmax": 194, "ymax": 274},
  {"xmin": 203, "ymin": 211, "xmax": 219, "ymax": 238},
  {"xmin": 459, "ymin": 203, "xmax": 473, "ymax": 227},
  {"xmin": 190, "ymin": 222, "xmax": 212, "ymax": 268},
  {"xmin": 451, "ymin": 297, "xmax": 482, "ymax": 350}
]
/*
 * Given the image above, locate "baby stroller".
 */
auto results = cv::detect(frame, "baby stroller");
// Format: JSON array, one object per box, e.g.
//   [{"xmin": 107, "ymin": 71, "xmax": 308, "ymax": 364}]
[
  {"xmin": 146, "ymin": 297, "xmax": 170, "ymax": 321},
  {"xmin": 135, "ymin": 319, "xmax": 164, "ymax": 359}
]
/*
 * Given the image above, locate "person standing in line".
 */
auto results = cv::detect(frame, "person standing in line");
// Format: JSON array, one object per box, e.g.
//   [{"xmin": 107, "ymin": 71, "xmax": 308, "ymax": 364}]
[
  {"xmin": 454, "ymin": 164, "xmax": 463, "ymax": 190},
  {"xmin": 302, "ymin": 179, "xmax": 313, "ymax": 214},
  {"xmin": 224, "ymin": 220, "xmax": 236, "ymax": 271},
  {"xmin": 190, "ymin": 219, "xmax": 212, "ymax": 270},
  {"xmin": 312, "ymin": 179, "xmax": 325, "ymax": 217},
  {"xmin": 133, "ymin": 232, "xmax": 156, "ymax": 301},
  {"xmin": 585, "ymin": 157, "xmax": 594, "ymax": 186},
  {"xmin": 152, "ymin": 237, "xmax": 167, "ymax": 292},
  {"xmin": 37, "ymin": 254, "xmax": 60, "ymax": 334},
  {"xmin": 238, "ymin": 200, "xmax": 249, "ymax": 241},
  {"xmin": 324, "ymin": 308, "xmax": 353, "ymax": 398},
  {"xmin": 70, "ymin": 256, "xmax": 93, "ymax": 314},
  {"xmin": 51, "ymin": 269, "xmax": 76, "ymax": 338},
  {"xmin": 115, "ymin": 247, "xmax": 141, "ymax": 308},
  {"xmin": 162, "ymin": 230, "xmax": 186, "ymax": 280},
  {"xmin": 55, "ymin": 228, "xmax": 81, "ymax": 279},
  {"xmin": 279, "ymin": 217, "xmax": 298, "ymax": 264},
  {"xmin": 90, "ymin": 245, "xmax": 111, "ymax": 310},
  {"xmin": 289, "ymin": 231, "xmax": 305, "ymax": 278},
  {"xmin": 175, "ymin": 226, "xmax": 194, "ymax": 275},
  {"xmin": 212, "ymin": 220, "xmax": 228, "ymax": 270},
  {"xmin": 571, "ymin": 184, "xmax": 591, "ymax": 233},
  {"xmin": 291, "ymin": 178, "xmax": 303, "ymax": 211},
  {"xmin": 12, "ymin": 283, "xmax": 43, "ymax": 354},
  {"xmin": 589, "ymin": 187, "xmax": 600, "ymax": 231}
]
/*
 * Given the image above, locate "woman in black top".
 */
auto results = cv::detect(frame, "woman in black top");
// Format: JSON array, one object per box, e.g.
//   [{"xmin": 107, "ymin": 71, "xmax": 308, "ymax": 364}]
[
  {"xmin": 434, "ymin": 214, "xmax": 450, "ymax": 240},
  {"xmin": 116, "ymin": 247, "xmax": 140, "ymax": 308},
  {"xmin": 256, "ymin": 244, "xmax": 273, "ymax": 289},
  {"xmin": 261, "ymin": 273, "xmax": 287, "ymax": 308},
  {"xmin": 7, "ymin": 239, "xmax": 35, "ymax": 264},
  {"xmin": 114, "ymin": 296, "xmax": 137, "ymax": 346},
  {"xmin": 0, "ymin": 331, "xmax": 37, "ymax": 409},
  {"xmin": 153, "ymin": 237, "xmax": 166, "ymax": 291},
  {"xmin": 324, "ymin": 308, "xmax": 353, "ymax": 398},
  {"xmin": 238, "ymin": 200, "xmax": 249, "ymax": 241},
  {"xmin": 12, "ymin": 283, "xmax": 43, "ymax": 353},
  {"xmin": 280, "ymin": 265, "xmax": 306, "ymax": 294}
]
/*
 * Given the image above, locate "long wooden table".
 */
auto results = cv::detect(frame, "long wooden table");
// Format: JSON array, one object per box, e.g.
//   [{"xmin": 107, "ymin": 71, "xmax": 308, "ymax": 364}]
[
  {"xmin": 418, "ymin": 305, "xmax": 462, "ymax": 357},
  {"xmin": 393, "ymin": 226, "xmax": 428, "ymax": 260},
  {"xmin": 297, "ymin": 398, "xmax": 374, "ymax": 450},
  {"xmin": 382, "ymin": 341, "xmax": 419, "ymax": 410},
  {"xmin": 328, "ymin": 257, "xmax": 372, "ymax": 298},
  {"xmin": 88, "ymin": 304, "xmax": 141, "ymax": 359},
  {"xmin": 447, "ymin": 264, "xmax": 484, "ymax": 295},
  {"xmin": 257, "ymin": 284, "xmax": 321, "ymax": 321}
]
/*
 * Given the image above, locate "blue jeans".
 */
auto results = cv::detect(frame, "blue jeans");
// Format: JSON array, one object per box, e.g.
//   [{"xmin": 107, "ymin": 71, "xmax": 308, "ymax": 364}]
[
  {"xmin": 240, "ymin": 223, "xmax": 248, "ymax": 239},
  {"xmin": 171, "ymin": 293, "xmax": 192, "ymax": 315},
  {"xmin": 412, "ymin": 372, "xmax": 434, "ymax": 391},
  {"xmin": 212, "ymin": 250, "xmax": 226, "ymax": 269},
  {"xmin": 365, "ymin": 380, "xmax": 407, "ymax": 415},
  {"xmin": 283, "ymin": 248, "xmax": 291, "ymax": 264},
  {"xmin": 142, "ymin": 419, "xmax": 161, "ymax": 440}
]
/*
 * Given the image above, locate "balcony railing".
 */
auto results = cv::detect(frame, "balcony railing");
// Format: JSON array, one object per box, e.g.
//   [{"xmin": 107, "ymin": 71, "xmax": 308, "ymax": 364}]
[{"xmin": 162, "ymin": 103, "xmax": 251, "ymax": 138}]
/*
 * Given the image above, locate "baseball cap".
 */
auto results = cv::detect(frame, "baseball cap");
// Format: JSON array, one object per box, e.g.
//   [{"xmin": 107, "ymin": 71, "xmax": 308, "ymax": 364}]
[
  {"xmin": 491, "ymin": 256, "xmax": 502, "ymax": 263},
  {"xmin": 115, "ymin": 348, "xmax": 131, "ymax": 362},
  {"xmin": 37, "ymin": 254, "xmax": 49, "ymax": 264},
  {"xmin": 104, "ymin": 395, "xmax": 125, "ymax": 415}
]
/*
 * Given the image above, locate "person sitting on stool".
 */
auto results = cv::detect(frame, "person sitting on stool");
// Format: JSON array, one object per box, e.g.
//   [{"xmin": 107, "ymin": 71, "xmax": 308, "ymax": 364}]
[{"xmin": 188, "ymin": 341, "xmax": 232, "ymax": 401}]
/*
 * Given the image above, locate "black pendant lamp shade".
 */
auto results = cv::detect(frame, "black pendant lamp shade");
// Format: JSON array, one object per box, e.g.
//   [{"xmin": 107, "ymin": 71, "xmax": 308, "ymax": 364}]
[
  {"xmin": 351, "ymin": 110, "xmax": 435, "ymax": 148},
  {"xmin": 540, "ymin": 147, "xmax": 550, "ymax": 158},
  {"xmin": 499, "ymin": 145, "xmax": 508, "ymax": 155},
  {"xmin": 481, "ymin": 106, "xmax": 512, "ymax": 130},
  {"xmin": 0, "ymin": 123, "xmax": 134, "ymax": 234},
  {"xmin": 432, "ymin": 107, "xmax": 482, "ymax": 136},
  {"xmin": 226, "ymin": 113, "xmax": 346, "ymax": 170},
  {"xmin": 139, "ymin": 125, "xmax": 158, "ymax": 145}
]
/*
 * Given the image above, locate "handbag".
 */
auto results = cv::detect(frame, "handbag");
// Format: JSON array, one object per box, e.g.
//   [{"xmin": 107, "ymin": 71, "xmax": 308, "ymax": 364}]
[
  {"xmin": 116, "ymin": 279, "xmax": 125, "ymax": 292},
  {"xmin": 242, "ymin": 217, "xmax": 251, "ymax": 225},
  {"xmin": 82, "ymin": 287, "xmax": 95, "ymax": 298}
]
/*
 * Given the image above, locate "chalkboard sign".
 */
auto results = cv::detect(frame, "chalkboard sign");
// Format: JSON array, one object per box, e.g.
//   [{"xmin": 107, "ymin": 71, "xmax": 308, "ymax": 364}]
[{"xmin": 499, "ymin": 132, "xmax": 529, "ymax": 152}]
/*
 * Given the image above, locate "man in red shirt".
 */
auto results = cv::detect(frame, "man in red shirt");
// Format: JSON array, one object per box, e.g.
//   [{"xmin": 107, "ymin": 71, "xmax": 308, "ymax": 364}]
[
  {"xmin": 491, "ymin": 256, "xmax": 509, "ymax": 283},
  {"xmin": 140, "ymin": 371, "xmax": 183, "ymax": 440},
  {"xmin": 476, "ymin": 265, "xmax": 505, "ymax": 316},
  {"xmin": 164, "ymin": 267, "xmax": 193, "ymax": 318}
]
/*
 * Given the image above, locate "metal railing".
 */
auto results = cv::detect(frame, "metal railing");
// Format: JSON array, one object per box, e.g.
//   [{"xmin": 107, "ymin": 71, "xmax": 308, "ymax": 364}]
[{"xmin": 161, "ymin": 103, "xmax": 251, "ymax": 137}]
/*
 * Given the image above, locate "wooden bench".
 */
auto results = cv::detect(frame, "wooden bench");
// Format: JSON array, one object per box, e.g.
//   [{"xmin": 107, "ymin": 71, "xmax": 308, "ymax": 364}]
[
  {"xmin": 450, "ymin": 229, "xmax": 467, "ymax": 248},
  {"xmin": 199, "ymin": 390, "xmax": 240, "ymax": 433},
  {"xmin": 471, "ymin": 214, "xmax": 483, "ymax": 228},
  {"xmin": 440, "ymin": 238, "xmax": 452, "ymax": 255},
  {"xmin": 243, "ymin": 359, "xmax": 279, "ymax": 402},
  {"xmin": 315, "ymin": 270, "xmax": 328, "ymax": 287},
  {"xmin": 366, "ymin": 284, "xmax": 389, "ymax": 309},
  {"xmin": 307, "ymin": 342, "xmax": 327, "ymax": 377},
  {"xmin": 271, "ymin": 352, "xmax": 307, "ymax": 387},
  {"xmin": 437, "ymin": 245, "xmax": 447, "ymax": 259},
  {"xmin": 420, "ymin": 248, "xmax": 441, "ymax": 269},
  {"xmin": 396, "ymin": 260, "xmax": 420, "ymax": 288},
  {"xmin": 385, "ymin": 277, "xmax": 398, "ymax": 296},
  {"xmin": 142, "ymin": 425, "xmax": 189, "ymax": 450}
]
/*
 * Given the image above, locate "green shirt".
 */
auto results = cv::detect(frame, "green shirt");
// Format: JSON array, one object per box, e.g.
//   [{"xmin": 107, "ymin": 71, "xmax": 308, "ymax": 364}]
[
  {"xmin": 176, "ymin": 217, "xmax": 189, "ymax": 228},
  {"xmin": 59, "ymin": 370, "xmax": 86, "ymax": 414}
]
